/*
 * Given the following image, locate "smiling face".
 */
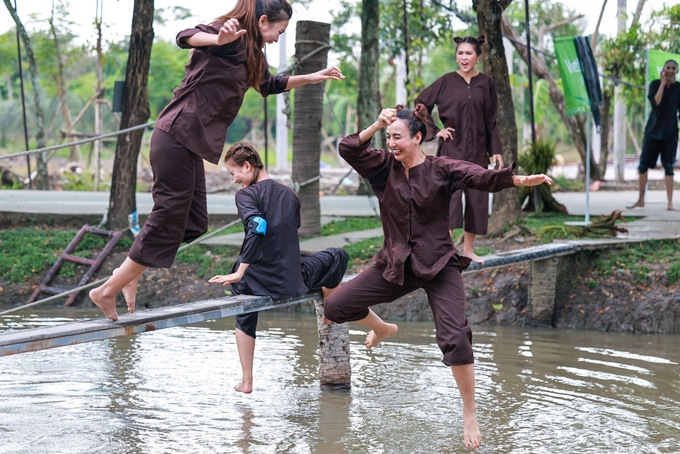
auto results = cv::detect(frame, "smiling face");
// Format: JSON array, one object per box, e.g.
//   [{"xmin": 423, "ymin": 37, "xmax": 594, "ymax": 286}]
[
  {"xmin": 226, "ymin": 159, "xmax": 255, "ymax": 188},
  {"xmin": 663, "ymin": 61, "xmax": 678, "ymax": 81},
  {"xmin": 259, "ymin": 17, "xmax": 289, "ymax": 45},
  {"xmin": 456, "ymin": 42, "xmax": 480, "ymax": 74},
  {"xmin": 385, "ymin": 119, "xmax": 422, "ymax": 163}
]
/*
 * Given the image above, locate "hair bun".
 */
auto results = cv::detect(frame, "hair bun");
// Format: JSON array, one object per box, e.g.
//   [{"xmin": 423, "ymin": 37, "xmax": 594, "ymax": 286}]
[
  {"xmin": 453, "ymin": 36, "xmax": 463, "ymax": 44},
  {"xmin": 477, "ymin": 35, "xmax": 486, "ymax": 45},
  {"xmin": 395, "ymin": 104, "xmax": 405, "ymax": 112}
]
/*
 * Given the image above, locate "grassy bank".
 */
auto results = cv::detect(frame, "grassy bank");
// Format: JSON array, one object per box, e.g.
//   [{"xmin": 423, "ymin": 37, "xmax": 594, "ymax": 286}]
[{"xmin": 1, "ymin": 214, "xmax": 677, "ymax": 285}]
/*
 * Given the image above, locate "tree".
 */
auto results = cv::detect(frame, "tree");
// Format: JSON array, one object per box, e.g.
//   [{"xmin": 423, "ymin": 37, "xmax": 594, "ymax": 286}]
[
  {"xmin": 3, "ymin": 0, "xmax": 50, "ymax": 189},
  {"xmin": 106, "ymin": 0, "xmax": 154, "ymax": 230},
  {"xmin": 473, "ymin": 0, "xmax": 523, "ymax": 234},
  {"xmin": 292, "ymin": 21, "xmax": 331, "ymax": 237},
  {"xmin": 357, "ymin": 0, "xmax": 382, "ymax": 141}
]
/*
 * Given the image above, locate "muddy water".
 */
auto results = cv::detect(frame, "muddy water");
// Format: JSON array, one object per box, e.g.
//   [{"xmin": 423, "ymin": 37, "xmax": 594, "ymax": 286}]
[{"xmin": 1, "ymin": 309, "xmax": 679, "ymax": 453}]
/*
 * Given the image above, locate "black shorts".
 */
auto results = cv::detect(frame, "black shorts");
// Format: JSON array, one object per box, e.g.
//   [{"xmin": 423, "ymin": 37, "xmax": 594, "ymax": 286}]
[{"xmin": 638, "ymin": 137, "xmax": 677, "ymax": 176}]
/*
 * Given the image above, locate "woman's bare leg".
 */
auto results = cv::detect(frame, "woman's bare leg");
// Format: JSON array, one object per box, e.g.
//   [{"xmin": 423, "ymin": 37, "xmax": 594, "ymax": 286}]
[
  {"xmin": 113, "ymin": 267, "xmax": 145, "ymax": 313},
  {"xmin": 355, "ymin": 308, "xmax": 398, "ymax": 348},
  {"xmin": 89, "ymin": 257, "xmax": 147, "ymax": 321},
  {"xmin": 234, "ymin": 328, "xmax": 255, "ymax": 394},
  {"xmin": 462, "ymin": 231, "xmax": 484, "ymax": 264},
  {"xmin": 451, "ymin": 364, "xmax": 481, "ymax": 449}
]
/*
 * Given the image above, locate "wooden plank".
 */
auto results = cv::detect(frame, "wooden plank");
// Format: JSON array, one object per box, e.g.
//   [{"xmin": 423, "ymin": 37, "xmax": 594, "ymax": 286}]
[{"xmin": 0, "ymin": 293, "xmax": 321, "ymax": 357}]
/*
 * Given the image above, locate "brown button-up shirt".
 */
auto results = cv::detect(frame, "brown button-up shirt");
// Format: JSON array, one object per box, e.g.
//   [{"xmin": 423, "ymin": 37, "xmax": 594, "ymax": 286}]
[
  {"xmin": 339, "ymin": 133, "xmax": 515, "ymax": 285},
  {"xmin": 415, "ymin": 72, "xmax": 501, "ymax": 167},
  {"xmin": 155, "ymin": 23, "xmax": 290, "ymax": 165}
]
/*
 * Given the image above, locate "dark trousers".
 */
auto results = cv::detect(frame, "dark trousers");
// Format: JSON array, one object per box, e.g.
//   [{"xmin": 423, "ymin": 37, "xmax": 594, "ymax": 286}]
[
  {"xmin": 235, "ymin": 248, "xmax": 349, "ymax": 338},
  {"xmin": 128, "ymin": 129, "xmax": 208, "ymax": 268},
  {"xmin": 324, "ymin": 258, "xmax": 474, "ymax": 366},
  {"xmin": 449, "ymin": 187, "xmax": 489, "ymax": 234}
]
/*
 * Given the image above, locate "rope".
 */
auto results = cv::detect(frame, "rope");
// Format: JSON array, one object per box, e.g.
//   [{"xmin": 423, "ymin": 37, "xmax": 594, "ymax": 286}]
[
  {"xmin": 280, "ymin": 43, "xmax": 331, "ymax": 74},
  {"xmin": 0, "ymin": 218, "xmax": 241, "ymax": 316},
  {"xmin": 0, "ymin": 121, "xmax": 156, "ymax": 161},
  {"xmin": 291, "ymin": 175, "xmax": 321, "ymax": 193}
]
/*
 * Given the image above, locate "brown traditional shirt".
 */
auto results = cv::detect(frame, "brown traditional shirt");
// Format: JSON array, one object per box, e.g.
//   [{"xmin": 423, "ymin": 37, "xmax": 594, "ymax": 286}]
[
  {"xmin": 339, "ymin": 133, "xmax": 515, "ymax": 285},
  {"xmin": 415, "ymin": 72, "xmax": 501, "ymax": 167},
  {"xmin": 154, "ymin": 23, "xmax": 290, "ymax": 165}
]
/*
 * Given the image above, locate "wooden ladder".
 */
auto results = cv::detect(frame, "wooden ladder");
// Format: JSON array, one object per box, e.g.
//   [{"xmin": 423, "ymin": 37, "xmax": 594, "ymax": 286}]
[{"xmin": 26, "ymin": 225, "xmax": 122, "ymax": 306}]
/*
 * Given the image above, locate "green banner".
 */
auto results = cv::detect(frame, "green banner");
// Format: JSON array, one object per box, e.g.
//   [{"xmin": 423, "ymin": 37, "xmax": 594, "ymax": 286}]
[
  {"xmin": 554, "ymin": 37, "xmax": 590, "ymax": 116},
  {"xmin": 647, "ymin": 49, "xmax": 680, "ymax": 82}
]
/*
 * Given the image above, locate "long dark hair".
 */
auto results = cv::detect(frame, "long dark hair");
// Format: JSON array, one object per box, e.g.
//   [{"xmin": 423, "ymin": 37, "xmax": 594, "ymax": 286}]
[
  {"xmin": 395, "ymin": 104, "xmax": 429, "ymax": 144},
  {"xmin": 453, "ymin": 35, "xmax": 485, "ymax": 55},
  {"xmin": 213, "ymin": 0, "xmax": 293, "ymax": 90},
  {"xmin": 224, "ymin": 142, "xmax": 264, "ymax": 185}
]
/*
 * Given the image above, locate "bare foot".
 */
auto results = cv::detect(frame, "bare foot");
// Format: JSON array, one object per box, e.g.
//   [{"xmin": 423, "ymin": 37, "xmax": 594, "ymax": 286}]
[
  {"xmin": 627, "ymin": 200, "xmax": 644, "ymax": 209},
  {"xmin": 364, "ymin": 323, "xmax": 398, "ymax": 348},
  {"xmin": 234, "ymin": 381, "xmax": 252, "ymax": 394},
  {"xmin": 463, "ymin": 251, "xmax": 485, "ymax": 265},
  {"xmin": 88, "ymin": 287, "xmax": 118, "ymax": 321},
  {"xmin": 111, "ymin": 267, "xmax": 140, "ymax": 313},
  {"xmin": 668, "ymin": 203, "xmax": 677, "ymax": 211},
  {"xmin": 322, "ymin": 315, "xmax": 332, "ymax": 325},
  {"xmin": 463, "ymin": 407, "xmax": 482, "ymax": 449}
]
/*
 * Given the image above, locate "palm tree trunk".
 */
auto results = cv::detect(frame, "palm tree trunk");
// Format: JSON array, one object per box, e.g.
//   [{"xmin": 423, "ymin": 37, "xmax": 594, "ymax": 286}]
[{"xmin": 292, "ymin": 21, "xmax": 330, "ymax": 237}]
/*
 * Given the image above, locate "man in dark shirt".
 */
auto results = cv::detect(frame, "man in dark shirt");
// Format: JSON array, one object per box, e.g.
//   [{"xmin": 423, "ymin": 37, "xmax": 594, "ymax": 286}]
[{"xmin": 629, "ymin": 59, "xmax": 680, "ymax": 211}]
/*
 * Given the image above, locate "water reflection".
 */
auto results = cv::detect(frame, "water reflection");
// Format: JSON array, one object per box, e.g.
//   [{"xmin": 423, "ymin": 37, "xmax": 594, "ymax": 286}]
[{"xmin": 0, "ymin": 310, "xmax": 679, "ymax": 453}]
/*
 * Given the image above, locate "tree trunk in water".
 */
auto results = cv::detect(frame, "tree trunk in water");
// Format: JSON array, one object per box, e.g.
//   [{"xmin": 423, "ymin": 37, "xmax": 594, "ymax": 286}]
[
  {"xmin": 106, "ymin": 0, "xmax": 153, "ymax": 231},
  {"xmin": 5, "ymin": 0, "xmax": 50, "ymax": 189},
  {"xmin": 315, "ymin": 300, "xmax": 351, "ymax": 389},
  {"xmin": 292, "ymin": 21, "xmax": 330, "ymax": 238},
  {"xmin": 474, "ymin": 0, "xmax": 521, "ymax": 236}
]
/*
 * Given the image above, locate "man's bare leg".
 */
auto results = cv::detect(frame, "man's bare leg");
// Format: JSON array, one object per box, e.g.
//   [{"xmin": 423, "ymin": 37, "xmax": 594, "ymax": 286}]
[
  {"xmin": 627, "ymin": 172, "xmax": 648, "ymax": 209},
  {"xmin": 234, "ymin": 328, "xmax": 254, "ymax": 394},
  {"xmin": 89, "ymin": 257, "xmax": 147, "ymax": 321},
  {"xmin": 462, "ymin": 231, "xmax": 484, "ymax": 264},
  {"xmin": 451, "ymin": 364, "xmax": 481, "ymax": 449},
  {"xmin": 665, "ymin": 175, "xmax": 676, "ymax": 210},
  {"xmin": 355, "ymin": 308, "xmax": 398, "ymax": 348}
]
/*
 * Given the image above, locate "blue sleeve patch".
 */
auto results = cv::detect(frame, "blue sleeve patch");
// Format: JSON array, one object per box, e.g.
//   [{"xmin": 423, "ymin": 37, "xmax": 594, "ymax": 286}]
[{"xmin": 248, "ymin": 216, "xmax": 267, "ymax": 236}]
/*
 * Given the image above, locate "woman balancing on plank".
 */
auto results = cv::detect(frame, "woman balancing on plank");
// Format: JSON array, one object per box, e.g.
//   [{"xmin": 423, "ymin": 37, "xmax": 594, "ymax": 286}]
[
  {"xmin": 208, "ymin": 142, "xmax": 348, "ymax": 394},
  {"xmin": 323, "ymin": 105, "xmax": 551, "ymax": 449},
  {"xmin": 89, "ymin": 0, "xmax": 344, "ymax": 321}
]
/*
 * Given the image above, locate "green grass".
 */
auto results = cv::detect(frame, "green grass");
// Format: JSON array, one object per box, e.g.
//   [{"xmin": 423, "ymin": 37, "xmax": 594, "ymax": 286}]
[
  {"xmin": 590, "ymin": 239, "xmax": 680, "ymax": 284},
  {"xmin": 0, "ymin": 228, "xmax": 133, "ymax": 283},
  {"xmin": 322, "ymin": 216, "xmax": 382, "ymax": 236}
]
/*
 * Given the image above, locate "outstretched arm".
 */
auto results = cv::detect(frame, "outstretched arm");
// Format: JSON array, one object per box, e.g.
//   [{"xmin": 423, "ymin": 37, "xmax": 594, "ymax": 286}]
[
  {"xmin": 285, "ymin": 67, "xmax": 345, "ymax": 90},
  {"xmin": 209, "ymin": 263, "xmax": 250, "ymax": 286},
  {"xmin": 512, "ymin": 174, "xmax": 552, "ymax": 187}
]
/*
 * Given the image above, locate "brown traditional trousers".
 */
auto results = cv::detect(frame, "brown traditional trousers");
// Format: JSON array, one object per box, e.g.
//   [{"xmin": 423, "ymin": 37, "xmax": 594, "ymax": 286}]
[
  {"xmin": 128, "ymin": 129, "xmax": 208, "ymax": 268},
  {"xmin": 324, "ymin": 257, "xmax": 474, "ymax": 367}
]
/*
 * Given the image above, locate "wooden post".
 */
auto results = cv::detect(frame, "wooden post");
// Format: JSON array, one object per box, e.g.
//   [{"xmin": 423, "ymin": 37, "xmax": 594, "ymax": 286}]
[
  {"xmin": 525, "ymin": 257, "xmax": 560, "ymax": 327},
  {"xmin": 315, "ymin": 300, "xmax": 351, "ymax": 390}
]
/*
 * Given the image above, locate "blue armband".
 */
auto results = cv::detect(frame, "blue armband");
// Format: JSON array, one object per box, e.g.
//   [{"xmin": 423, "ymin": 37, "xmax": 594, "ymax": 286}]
[{"xmin": 248, "ymin": 216, "xmax": 267, "ymax": 236}]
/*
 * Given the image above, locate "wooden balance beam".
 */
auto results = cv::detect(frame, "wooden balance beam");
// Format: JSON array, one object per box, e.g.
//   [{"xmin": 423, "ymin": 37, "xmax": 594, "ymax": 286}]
[
  {"xmin": 1, "ymin": 241, "xmax": 620, "ymax": 358},
  {"xmin": 0, "ymin": 293, "xmax": 321, "ymax": 357}
]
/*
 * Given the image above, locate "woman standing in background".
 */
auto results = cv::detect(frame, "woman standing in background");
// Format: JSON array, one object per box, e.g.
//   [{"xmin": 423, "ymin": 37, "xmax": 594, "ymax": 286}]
[{"xmin": 415, "ymin": 35, "xmax": 503, "ymax": 264}]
